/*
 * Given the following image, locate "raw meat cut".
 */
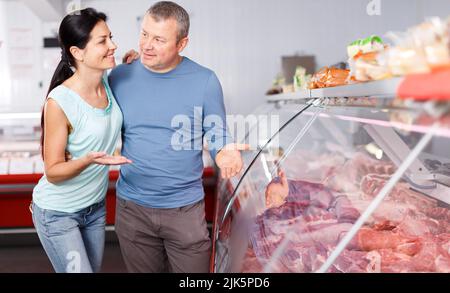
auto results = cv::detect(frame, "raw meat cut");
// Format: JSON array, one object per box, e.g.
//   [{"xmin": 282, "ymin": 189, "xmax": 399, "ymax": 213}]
[
  {"xmin": 243, "ymin": 152, "xmax": 450, "ymax": 273},
  {"xmin": 324, "ymin": 152, "xmax": 395, "ymax": 193},
  {"xmin": 348, "ymin": 227, "xmax": 421, "ymax": 256},
  {"xmin": 332, "ymin": 195, "xmax": 361, "ymax": 223},
  {"xmin": 332, "ymin": 250, "xmax": 372, "ymax": 273}
]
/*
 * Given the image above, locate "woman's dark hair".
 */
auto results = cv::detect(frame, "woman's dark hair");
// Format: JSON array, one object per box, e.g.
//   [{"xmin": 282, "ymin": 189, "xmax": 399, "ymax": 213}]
[{"xmin": 40, "ymin": 8, "xmax": 107, "ymax": 158}]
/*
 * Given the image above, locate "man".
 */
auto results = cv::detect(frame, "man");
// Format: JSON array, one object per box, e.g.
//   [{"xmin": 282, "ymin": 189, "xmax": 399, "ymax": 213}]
[{"xmin": 108, "ymin": 1, "xmax": 246, "ymax": 273}]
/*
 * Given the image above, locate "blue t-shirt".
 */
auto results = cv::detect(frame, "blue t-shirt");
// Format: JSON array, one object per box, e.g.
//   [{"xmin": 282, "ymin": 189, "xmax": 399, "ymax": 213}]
[{"xmin": 109, "ymin": 57, "xmax": 232, "ymax": 208}]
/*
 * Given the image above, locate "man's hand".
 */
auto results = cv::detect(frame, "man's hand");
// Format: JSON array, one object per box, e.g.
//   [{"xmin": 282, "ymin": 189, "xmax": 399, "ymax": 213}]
[
  {"xmin": 215, "ymin": 143, "xmax": 250, "ymax": 179},
  {"xmin": 122, "ymin": 49, "xmax": 140, "ymax": 64}
]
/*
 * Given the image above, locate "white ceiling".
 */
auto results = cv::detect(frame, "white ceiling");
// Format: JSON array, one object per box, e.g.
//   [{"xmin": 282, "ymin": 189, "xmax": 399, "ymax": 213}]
[{"xmin": 19, "ymin": 0, "xmax": 65, "ymax": 22}]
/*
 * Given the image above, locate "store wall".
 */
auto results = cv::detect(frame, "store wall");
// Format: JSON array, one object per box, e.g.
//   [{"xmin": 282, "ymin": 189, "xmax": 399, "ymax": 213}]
[
  {"xmin": 70, "ymin": 0, "xmax": 450, "ymax": 115},
  {"xmin": 0, "ymin": 1, "xmax": 9, "ymax": 111},
  {"xmin": 0, "ymin": 0, "xmax": 449, "ymax": 115},
  {"xmin": 0, "ymin": 0, "xmax": 44, "ymax": 114}
]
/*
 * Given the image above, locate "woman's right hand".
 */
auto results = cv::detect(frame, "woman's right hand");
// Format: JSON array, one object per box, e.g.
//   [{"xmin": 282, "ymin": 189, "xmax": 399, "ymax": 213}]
[{"xmin": 86, "ymin": 152, "xmax": 132, "ymax": 166}]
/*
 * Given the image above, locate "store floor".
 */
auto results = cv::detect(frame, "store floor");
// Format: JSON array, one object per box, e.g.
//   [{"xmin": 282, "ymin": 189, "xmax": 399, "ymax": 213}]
[
  {"xmin": 0, "ymin": 225, "xmax": 213, "ymax": 273},
  {"xmin": 0, "ymin": 230, "xmax": 127, "ymax": 273},
  {"xmin": 0, "ymin": 242, "xmax": 127, "ymax": 273}
]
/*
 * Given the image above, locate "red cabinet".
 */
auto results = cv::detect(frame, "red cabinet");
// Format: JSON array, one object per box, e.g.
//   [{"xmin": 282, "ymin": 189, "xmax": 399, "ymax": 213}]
[{"xmin": 0, "ymin": 168, "xmax": 217, "ymax": 228}]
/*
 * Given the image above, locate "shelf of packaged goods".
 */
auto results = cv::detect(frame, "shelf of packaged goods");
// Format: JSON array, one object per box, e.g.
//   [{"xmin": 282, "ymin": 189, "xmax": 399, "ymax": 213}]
[
  {"xmin": 310, "ymin": 77, "xmax": 403, "ymax": 99},
  {"xmin": 266, "ymin": 77, "xmax": 404, "ymax": 102},
  {"xmin": 267, "ymin": 69, "xmax": 450, "ymax": 103},
  {"xmin": 0, "ymin": 167, "xmax": 217, "ymax": 229}
]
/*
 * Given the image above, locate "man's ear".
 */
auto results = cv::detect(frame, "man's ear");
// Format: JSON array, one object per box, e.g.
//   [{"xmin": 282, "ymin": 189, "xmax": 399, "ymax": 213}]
[
  {"xmin": 70, "ymin": 46, "xmax": 84, "ymax": 63},
  {"xmin": 177, "ymin": 37, "xmax": 189, "ymax": 53}
]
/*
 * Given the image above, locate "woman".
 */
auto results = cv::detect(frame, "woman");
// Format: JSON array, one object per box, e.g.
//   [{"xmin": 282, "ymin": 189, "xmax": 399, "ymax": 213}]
[{"xmin": 31, "ymin": 8, "xmax": 131, "ymax": 273}]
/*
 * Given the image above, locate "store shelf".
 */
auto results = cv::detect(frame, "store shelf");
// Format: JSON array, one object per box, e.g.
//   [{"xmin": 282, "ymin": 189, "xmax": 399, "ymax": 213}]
[
  {"xmin": 267, "ymin": 90, "xmax": 310, "ymax": 102},
  {"xmin": 267, "ymin": 77, "xmax": 404, "ymax": 102},
  {"xmin": 311, "ymin": 77, "xmax": 403, "ymax": 98}
]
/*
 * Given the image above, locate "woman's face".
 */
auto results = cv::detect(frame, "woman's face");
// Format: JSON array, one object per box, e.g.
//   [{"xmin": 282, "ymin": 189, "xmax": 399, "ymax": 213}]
[{"xmin": 77, "ymin": 20, "xmax": 117, "ymax": 70}]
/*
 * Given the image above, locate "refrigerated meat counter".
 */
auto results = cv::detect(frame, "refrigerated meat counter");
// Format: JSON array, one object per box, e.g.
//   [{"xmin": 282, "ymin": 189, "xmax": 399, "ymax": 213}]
[{"xmin": 211, "ymin": 75, "xmax": 450, "ymax": 273}]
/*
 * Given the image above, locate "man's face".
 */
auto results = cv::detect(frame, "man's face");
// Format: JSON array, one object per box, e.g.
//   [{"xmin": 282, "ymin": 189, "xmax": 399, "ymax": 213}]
[{"xmin": 139, "ymin": 14, "xmax": 187, "ymax": 72}]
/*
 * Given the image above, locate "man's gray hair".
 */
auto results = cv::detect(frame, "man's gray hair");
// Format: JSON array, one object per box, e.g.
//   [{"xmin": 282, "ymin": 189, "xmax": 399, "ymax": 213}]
[{"xmin": 147, "ymin": 1, "xmax": 190, "ymax": 42}]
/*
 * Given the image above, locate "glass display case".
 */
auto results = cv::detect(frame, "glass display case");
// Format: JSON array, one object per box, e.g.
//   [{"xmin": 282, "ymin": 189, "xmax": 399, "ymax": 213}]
[
  {"xmin": 215, "ymin": 102, "xmax": 309, "ymax": 219},
  {"xmin": 212, "ymin": 77, "xmax": 450, "ymax": 273}
]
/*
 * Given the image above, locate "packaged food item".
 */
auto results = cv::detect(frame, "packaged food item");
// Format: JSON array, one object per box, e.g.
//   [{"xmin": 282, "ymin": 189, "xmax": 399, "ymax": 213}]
[
  {"xmin": 327, "ymin": 67, "xmax": 351, "ymax": 87},
  {"xmin": 397, "ymin": 67, "xmax": 450, "ymax": 101},
  {"xmin": 266, "ymin": 73, "xmax": 285, "ymax": 95},
  {"xmin": 411, "ymin": 17, "xmax": 450, "ymax": 69},
  {"xmin": 348, "ymin": 35, "xmax": 390, "ymax": 82},
  {"xmin": 266, "ymin": 87, "xmax": 282, "ymax": 95},
  {"xmin": 330, "ymin": 62, "xmax": 348, "ymax": 70},
  {"xmin": 386, "ymin": 46, "xmax": 430, "ymax": 75},
  {"xmin": 309, "ymin": 67, "xmax": 350, "ymax": 89},
  {"xmin": 360, "ymin": 35, "xmax": 385, "ymax": 53},
  {"xmin": 386, "ymin": 17, "xmax": 450, "ymax": 75},
  {"xmin": 347, "ymin": 35, "xmax": 385, "ymax": 59},
  {"xmin": 447, "ymin": 16, "xmax": 450, "ymax": 50},
  {"xmin": 309, "ymin": 67, "xmax": 328, "ymax": 89},
  {"xmin": 293, "ymin": 66, "xmax": 311, "ymax": 91},
  {"xmin": 282, "ymin": 83, "xmax": 295, "ymax": 94},
  {"xmin": 347, "ymin": 40, "xmax": 363, "ymax": 60},
  {"xmin": 350, "ymin": 50, "xmax": 392, "ymax": 82}
]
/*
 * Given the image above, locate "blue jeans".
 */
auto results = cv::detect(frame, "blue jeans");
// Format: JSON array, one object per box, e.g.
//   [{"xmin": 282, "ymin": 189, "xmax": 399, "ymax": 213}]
[{"xmin": 31, "ymin": 200, "xmax": 106, "ymax": 273}]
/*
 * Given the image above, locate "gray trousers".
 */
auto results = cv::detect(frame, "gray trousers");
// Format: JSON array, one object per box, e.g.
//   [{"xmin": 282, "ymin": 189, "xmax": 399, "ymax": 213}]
[{"xmin": 115, "ymin": 197, "xmax": 211, "ymax": 273}]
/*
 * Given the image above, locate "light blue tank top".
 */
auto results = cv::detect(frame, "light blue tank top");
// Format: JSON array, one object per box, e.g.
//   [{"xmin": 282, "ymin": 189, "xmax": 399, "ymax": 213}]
[{"xmin": 33, "ymin": 76, "xmax": 123, "ymax": 213}]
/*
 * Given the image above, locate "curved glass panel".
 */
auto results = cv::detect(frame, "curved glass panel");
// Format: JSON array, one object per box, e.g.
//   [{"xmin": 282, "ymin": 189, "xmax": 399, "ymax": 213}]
[
  {"xmin": 216, "ymin": 102, "xmax": 310, "ymax": 235},
  {"xmin": 215, "ymin": 100, "xmax": 450, "ymax": 273}
]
